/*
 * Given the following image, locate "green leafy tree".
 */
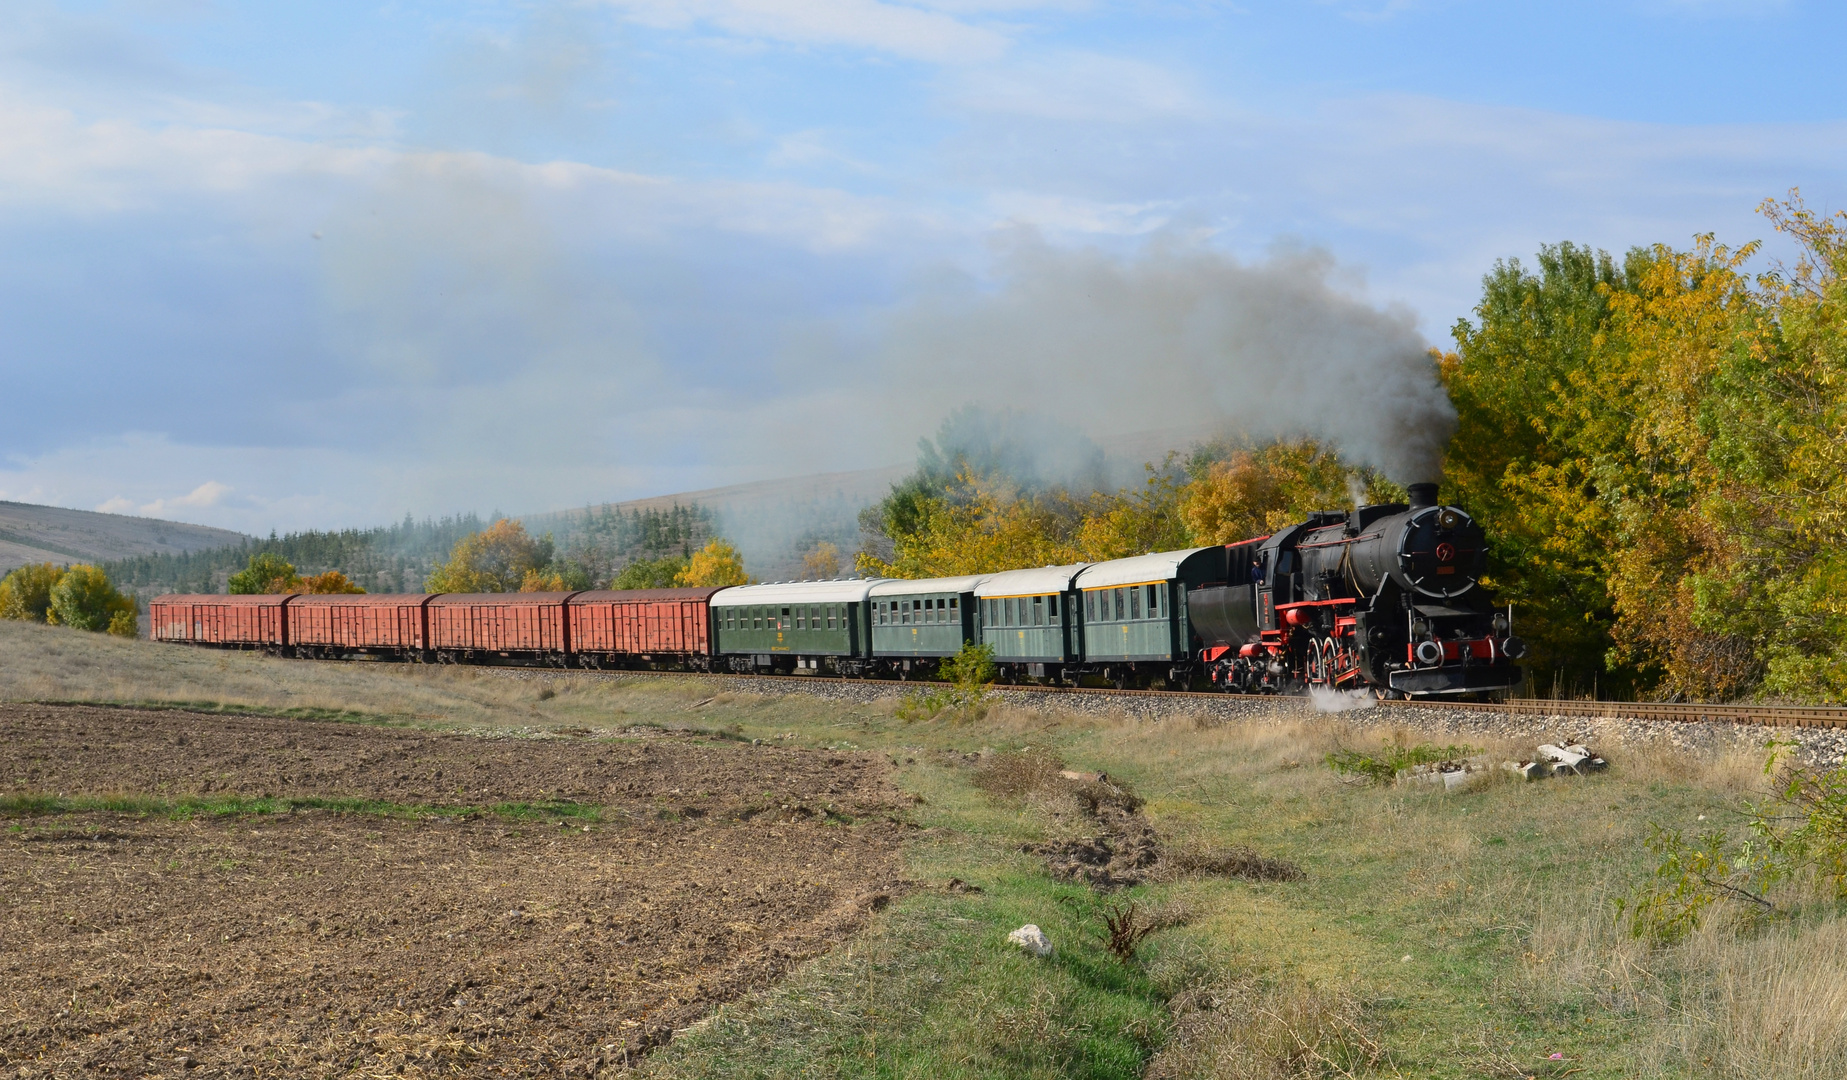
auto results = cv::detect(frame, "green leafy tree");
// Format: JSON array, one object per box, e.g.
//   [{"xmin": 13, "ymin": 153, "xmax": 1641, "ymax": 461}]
[
  {"xmin": 611, "ymin": 554, "xmax": 691, "ymax": 589},
  {"xmin": 228, "ymin": 552, "xmax": 304, "ymax": 594},
  {"xmin": 1442, "ymin": 242, "xmax": 1639, "ymax": 696},
  {"xmin": 46, "ymin": 565, "xmax": 136, "ymax": 636},
  {"xmin": 0, "ymin": 563, "xmax": 64, "ymax": 622}
]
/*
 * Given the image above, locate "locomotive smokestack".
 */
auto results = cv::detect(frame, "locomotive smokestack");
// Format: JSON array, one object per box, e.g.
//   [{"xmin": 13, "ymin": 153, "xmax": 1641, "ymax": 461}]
[{"xmin": 1407, "ymin": 482, "xmax": 1438, "ymax": 509}]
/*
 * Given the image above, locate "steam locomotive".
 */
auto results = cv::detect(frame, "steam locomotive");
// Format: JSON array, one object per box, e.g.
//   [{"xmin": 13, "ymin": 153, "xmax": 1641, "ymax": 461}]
[
  {"xmin": 150, "ymin": 483, "xmax": 1522, "ymax": 699},
  {"xmin": 1188, "ymin": 482, "xmax": 1524, "ymax": 697}
]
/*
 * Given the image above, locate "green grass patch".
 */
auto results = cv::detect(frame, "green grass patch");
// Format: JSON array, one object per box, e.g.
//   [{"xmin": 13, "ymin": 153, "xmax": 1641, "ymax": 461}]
[
  {"xmin": 26, "ymin": 697, "xmax": 424, "ymax": 727},
  {"xmin": 1323, "ymin": 740, "xmax": 1477, "ymax": 784}
]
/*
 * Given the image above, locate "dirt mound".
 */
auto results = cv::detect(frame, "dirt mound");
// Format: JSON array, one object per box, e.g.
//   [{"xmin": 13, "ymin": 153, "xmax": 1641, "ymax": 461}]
[
  {"xmin": 989, "ymin": 751, "xmax": 1301, "ymax": 891},
  {"xmin": 0, "ymin": 704, "xmax": 907, "ymax": 1078}
]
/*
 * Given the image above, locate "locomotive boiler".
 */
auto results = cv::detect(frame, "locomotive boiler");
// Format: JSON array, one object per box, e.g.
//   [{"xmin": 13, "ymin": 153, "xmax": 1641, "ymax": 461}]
[{"xmin": 1187, "ymin": 483, "xmax": 1524, "ymax": 697}]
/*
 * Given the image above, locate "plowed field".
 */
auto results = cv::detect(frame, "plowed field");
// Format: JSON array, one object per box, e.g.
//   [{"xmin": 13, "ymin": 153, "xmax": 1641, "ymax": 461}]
[{"xmin": 0, "ymin": 704, "xmax": 907, "ymax": 1079}]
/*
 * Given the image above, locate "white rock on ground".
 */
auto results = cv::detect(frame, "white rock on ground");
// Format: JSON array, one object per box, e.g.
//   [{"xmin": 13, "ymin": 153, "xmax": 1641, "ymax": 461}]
[{"xmin": 1007, "ymin": 924, "xmax": 1053, "ymax": 958}]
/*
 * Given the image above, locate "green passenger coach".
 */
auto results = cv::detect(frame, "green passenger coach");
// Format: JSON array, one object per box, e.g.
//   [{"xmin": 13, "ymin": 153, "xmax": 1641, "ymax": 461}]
[
  {"xmin": 974, "ymin": 564, "xmax": 1089, "ymax": 681},
  {"xmin": 709, "ymin": 579, "xmax": 883, "ymax": 674},
  {"xmin": 1074, "ymin": 546, "xmax": 1230, "ymax": 687},
  {"xmin": 868, "ymin": 574, "xmax": 988, "ymax": 673}
]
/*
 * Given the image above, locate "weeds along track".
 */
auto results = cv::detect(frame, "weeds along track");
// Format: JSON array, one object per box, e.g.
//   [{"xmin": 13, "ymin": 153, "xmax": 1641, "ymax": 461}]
[
  {"xmin": 467, "ymin": 666, "xmax": 1847, "ymax": 764},
  {"xmin": 480, "ymin": 664, "xmax": 1847, "ymax": 729}
]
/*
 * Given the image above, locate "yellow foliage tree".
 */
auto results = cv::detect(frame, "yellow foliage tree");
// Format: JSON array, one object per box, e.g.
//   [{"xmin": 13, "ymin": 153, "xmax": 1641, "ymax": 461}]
[
  {"xmin": 520, "ymin": 567, "xmax": 569, "ymax": 592},
  {"xmin": 857, "ymin": 473, "xmax": 1085, "ymax": 579},
  {"xmin": 676, "ymin": 539, "xmax": 751, "ymax": 587},
  {"xmin": 0, "ymin": 563, "xmax": 64, "ymax": 622},
  {"xmin": 802, "ymin": 541, "xmax": 842, "ymax": 581},
  {"xmin": 1180, "ymin": 441, "xmax": 1394, "ymax": 544},
  {"xmin": 1073, "ymin": 457, "xmax": 1192, "ymax": 561}
]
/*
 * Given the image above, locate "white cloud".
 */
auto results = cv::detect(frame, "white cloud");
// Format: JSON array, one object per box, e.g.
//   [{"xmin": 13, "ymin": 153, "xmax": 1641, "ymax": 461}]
[
  {"xmin": 93, "ymin": 480, "xmax": 229, "ymax": 519},
  {"xmin": 945, "ymin": 50, "xmax": 1205, "ymax": 121},
  {"xmin": 599, "ymin": 0, "xmax": 1012, "ymax": 63}
]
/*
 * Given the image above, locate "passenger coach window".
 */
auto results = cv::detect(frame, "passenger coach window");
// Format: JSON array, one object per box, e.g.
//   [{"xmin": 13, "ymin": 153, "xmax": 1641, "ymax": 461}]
[
  {"xmin": 1032, "ymin": 596, "xmax": 1044, "ymax": 625},
  {"xmin": 795, "ymin": 608, "xmax": 805, "ymax": 630},
  {"xmin": 1131, "ymin": 588, "xmax": 1142, "ymax": 620},
  {"xmin": 1148, "ymin": 585, "xmax": 1161, "ymax": 617},
  {"xmin": 1049, "ymin": 595, "xmax": 1059, "ymax": 618}
]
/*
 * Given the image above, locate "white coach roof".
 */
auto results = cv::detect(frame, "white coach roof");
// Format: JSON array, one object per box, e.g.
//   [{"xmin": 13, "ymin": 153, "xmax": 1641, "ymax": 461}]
[
  {"xmin": 1076, "ymin": 548, "xmax": 1213, "ymax": 591},
  {"xmin": 709, "ymin": 579, "xmax": 886, "ymax": 606},
  {"xmin": 973, "ymin": 564, "xmax": 1089, "ymax": 598},
  {"xmin": 868, "ymin": 574, "xmax": 989, "ymax": 597}
]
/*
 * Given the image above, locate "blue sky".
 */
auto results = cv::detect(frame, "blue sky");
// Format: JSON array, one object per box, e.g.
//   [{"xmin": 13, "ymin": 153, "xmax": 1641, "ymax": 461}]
[{"xmin": 2, "ymin": 0, "xmax": 1843, "ymax": 534}]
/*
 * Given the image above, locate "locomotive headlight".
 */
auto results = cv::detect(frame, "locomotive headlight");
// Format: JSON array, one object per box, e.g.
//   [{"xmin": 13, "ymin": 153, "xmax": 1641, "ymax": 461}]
[
  {"xmin": 1436, "ymin": 508, "xmax": 1462, "ymax": 530},
  {"xmin": 1491, "ymin": 612, "xmax": 1509, "ymax": 636},
  {"xmin": 1410, "ymin": 618, "xmax": 1429, "ymax": 638},
  {"xmin": 1502, "ymin": 636, "xmax": 1528, "ymax": 660}
]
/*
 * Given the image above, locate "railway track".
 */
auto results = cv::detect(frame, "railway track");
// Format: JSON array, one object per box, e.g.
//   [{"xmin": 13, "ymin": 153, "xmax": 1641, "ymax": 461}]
[{"xmin": 519, "ymin": 665, "xmax": 1847, "ymax": 730}]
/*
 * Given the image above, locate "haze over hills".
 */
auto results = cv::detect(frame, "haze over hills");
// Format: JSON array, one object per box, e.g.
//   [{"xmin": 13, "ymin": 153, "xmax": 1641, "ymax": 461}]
[
  {"xmin": 0, "ymin": 501, "xmax": 249, "ymax": 575},
  {"xmin": 23, "ymin": 423, "xmax": 1229, "ymax": 589}
]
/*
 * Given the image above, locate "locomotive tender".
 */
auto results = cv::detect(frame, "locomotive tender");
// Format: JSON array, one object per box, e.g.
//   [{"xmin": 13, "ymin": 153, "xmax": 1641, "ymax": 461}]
[{"xmin": 150, "ymin": 483, "xmax": 1522, "ymax": 698}]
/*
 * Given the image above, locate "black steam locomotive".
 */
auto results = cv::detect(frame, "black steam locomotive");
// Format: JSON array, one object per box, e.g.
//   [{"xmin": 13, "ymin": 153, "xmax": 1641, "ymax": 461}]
[{"xmin": 1188, "ymin": 483, "xmax": 1525, "ymax": 698}]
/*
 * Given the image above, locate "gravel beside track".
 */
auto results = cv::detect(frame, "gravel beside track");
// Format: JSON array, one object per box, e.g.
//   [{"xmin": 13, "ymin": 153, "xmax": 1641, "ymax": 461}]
[{"xmin": 494, "ymin": 668, "xmax": 1847, "ymax": 767}]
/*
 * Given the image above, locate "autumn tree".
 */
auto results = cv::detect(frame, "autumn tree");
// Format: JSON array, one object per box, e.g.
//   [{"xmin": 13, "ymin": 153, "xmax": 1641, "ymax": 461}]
[
  {"xmin": 0, "ymin": 563, "xmax": 64, "ymax": 622},
  {"xmin": 426, "ymin": 519, "xmax": 583, "ymax": 592},
  {"xmin": 801, "ymin": 541, "xmax": 842, "ymax": 580},
  {"xmin": 46, "ymin": 565, "xmax": 137, "ymax": 637},
  {"xmin": 676, "ymin": 539, "xmax": 750, "ymax": 587},
  {"xmin": 1178, "ymin": 440, "xmax": 1396, "ymax": 545},
  {"xmin": 299, "ymin": 570, "xmax": 366, "ymax": 594}
]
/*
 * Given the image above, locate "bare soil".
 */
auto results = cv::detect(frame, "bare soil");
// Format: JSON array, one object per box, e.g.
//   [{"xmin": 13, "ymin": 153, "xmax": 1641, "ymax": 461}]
[{"xmin": 0, "ymin": 704, "xmax": 907, "ymax": 1078}]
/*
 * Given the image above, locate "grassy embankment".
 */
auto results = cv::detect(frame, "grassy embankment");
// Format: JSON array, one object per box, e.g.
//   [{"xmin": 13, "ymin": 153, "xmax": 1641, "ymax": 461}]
[{"xmin": 5, "ymin": 618, "xmax": 1846, "ymax": 1078}]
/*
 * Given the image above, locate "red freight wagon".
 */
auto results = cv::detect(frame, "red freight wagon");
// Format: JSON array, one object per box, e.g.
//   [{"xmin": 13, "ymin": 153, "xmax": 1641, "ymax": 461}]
[
  {"xmin": 149, "ymin": 594, "xmax": 292, "ymax": 648},
  {"xmin": 287, "ymin": 594, "xmax": 436, "ymax": 657},
  {"xmin": 567, "ymin": 587, "xmax": 724, "ymax": 668},
  {"xmin": 425, "ymin": 592, "xmax": 576, "ymax": 661}
]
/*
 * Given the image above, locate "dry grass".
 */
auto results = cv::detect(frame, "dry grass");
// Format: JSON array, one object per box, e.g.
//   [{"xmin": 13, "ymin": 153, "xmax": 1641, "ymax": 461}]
[
  {"xmin": 1144, "ymin": 943, "xmax": 1391, "ymax": 1080},
  {"xmin": 0, "ymin": 619, "xmax": 716, "ymax": 734},
  {"xmin": 972, "ymin": 746, "xmax": 1069, "ymax": 796},
  {"xmin": 1520, "ymin": 890, "xmax": 1847, "ymax": 1078}
]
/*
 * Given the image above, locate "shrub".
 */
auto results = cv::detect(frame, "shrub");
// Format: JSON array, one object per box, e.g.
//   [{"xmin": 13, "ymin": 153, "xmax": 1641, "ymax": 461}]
[
  {"xmin": 0, "ymin": 563, "xmax": 63, "ymax": 622},
  {"xmin": 46, "ymin": 565, "xmax": 136, "ymax": 634},
  {"xmin": 896, "ymin": 640, "xmax": 996, "ymax": 723},
  {"xmin": 1622, "ymin": 740, "xmax": 1847, "ymax": 942}
]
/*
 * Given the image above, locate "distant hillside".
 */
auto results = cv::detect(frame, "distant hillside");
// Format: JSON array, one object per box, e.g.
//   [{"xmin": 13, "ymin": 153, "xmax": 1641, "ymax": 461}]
[{"xmin": 0, "ymin": 501, "xmax": 248, "ymax": 576}]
